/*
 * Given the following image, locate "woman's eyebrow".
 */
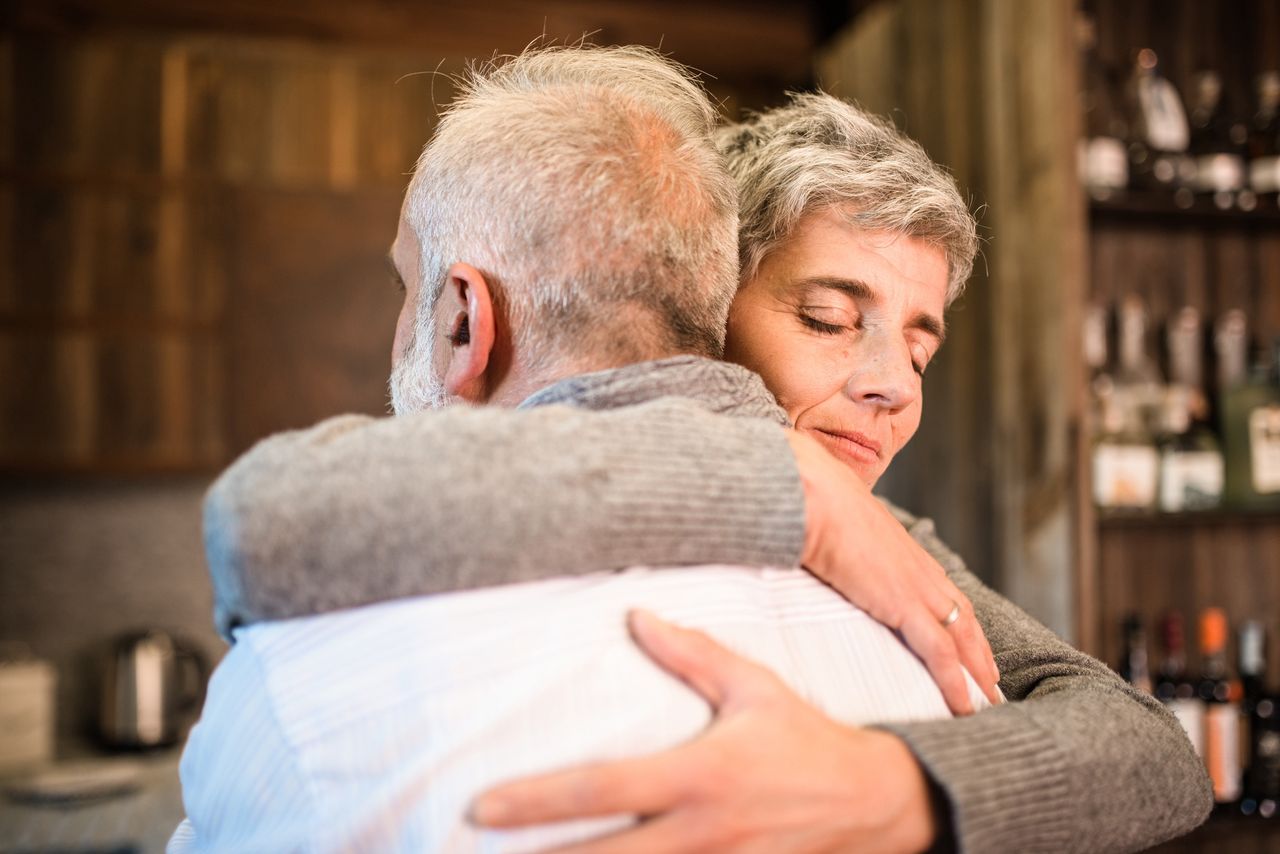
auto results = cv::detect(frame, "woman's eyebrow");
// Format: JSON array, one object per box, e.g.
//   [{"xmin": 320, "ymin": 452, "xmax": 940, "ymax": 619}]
[{"xmin": 798, "ymin": 276, "xmax": 875, "ymax": 302}]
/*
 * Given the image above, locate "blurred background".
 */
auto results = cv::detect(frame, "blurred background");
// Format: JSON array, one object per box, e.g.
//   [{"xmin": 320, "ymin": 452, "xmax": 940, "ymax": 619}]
[{"xmin": 1, "ymin": 1, "xmax": 1278, "ymax": 851}]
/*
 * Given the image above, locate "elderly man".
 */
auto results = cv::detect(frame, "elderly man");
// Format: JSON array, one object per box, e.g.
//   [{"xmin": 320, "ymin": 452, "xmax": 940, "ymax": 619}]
[{"xmin": 177, "ymin": 45, "xmax": 1208, "ymax": 854}]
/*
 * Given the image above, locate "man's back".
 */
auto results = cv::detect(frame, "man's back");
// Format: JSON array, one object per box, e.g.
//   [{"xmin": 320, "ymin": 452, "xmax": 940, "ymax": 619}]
[{"xmin": 173, "ymin": 565, "xmax": 988, "ymax": 853}]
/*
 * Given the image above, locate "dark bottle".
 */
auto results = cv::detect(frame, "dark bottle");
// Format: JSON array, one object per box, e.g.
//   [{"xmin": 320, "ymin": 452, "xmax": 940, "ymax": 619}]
[
  {"xmin": 1200, "ymin": 608, "xmax": 1242, "ymax": 804},
  {"xmin": 1119, "ymin": 614, "xmax": 1153, "ymax": 693},
  {"xmin": 1156, "ymin": 611, "xmax": 1204, "ymax": 758},
  {"xmin": 1077, "ymin": 13, "xmax": 1129, "ymax": 198},
  {"xmin": 1187, "ymin": 71, "xmax": 1251, "ymax": 209},
  {"xmin": 1244, "ymin": 695, "xmax": 1280, "ymax": 818},
  {"xmin": 1239, "ymin": 621, "xmax": 1268, "ymax": 816},
  {"xmin": 1250, "ymin": 72, "xmax": 1280, "ymax": 201},
  {"xmin": 1126, "ymin": 49, "xmax": 1194, "ymax": 202}
]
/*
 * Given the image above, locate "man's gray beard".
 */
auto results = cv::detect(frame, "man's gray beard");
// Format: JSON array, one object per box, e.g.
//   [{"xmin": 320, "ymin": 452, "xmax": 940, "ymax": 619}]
[{"xmin": 388, "ymin": 321, "xmax": 449, "ymax": 415}]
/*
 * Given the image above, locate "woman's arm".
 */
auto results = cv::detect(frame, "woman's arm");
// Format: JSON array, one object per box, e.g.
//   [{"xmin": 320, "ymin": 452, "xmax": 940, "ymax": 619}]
[
  {"xmin": 205, "ymin": 399, "xmax": 806, "ymax": 639},
  {"xmin": 878, "ymin": 509, "xmax": 1213, "ymax": 853}
]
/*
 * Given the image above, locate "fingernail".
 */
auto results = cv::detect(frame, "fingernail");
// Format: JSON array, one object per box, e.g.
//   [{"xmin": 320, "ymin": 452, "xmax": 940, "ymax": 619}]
[{"xmin": 468, "ymin": 795, "xmax": 507, "ymax": 826}]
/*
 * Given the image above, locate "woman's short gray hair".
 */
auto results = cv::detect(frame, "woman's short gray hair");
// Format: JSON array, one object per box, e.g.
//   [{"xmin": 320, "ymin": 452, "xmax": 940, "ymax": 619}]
[
  {"xmin": 716, "ymin": 92, "xmax": 978, "ymax": 304},
  {"xmin": 404, "ymin": 45, "xmax": 739, "ymax": 366}
]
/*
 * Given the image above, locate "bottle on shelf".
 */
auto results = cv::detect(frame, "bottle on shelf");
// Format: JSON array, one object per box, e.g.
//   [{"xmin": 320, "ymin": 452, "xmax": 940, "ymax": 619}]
[
  {"xmin": 1126, "ymin": 48, "xmax": 1194, "ymax": 204},
  {"xmin": 1222, "ymin": 338, "xmax": 1280, "ymax": 510},
  {"xmin": 1093, "ymin": 296, "xmax": 1161, "ymax": 510},
  {"xmin": 1239, "ymin": 620, "xmax": 1280, "ymax": 818},
  {"xmin": 1119, "ymin": 613, "xmax": 1153, "ymax": 694},
  {"xmin": 1239, "ymin": 621, "xmax": 1271, "ymax": 816},
  {"xmin": 1158, "ymin": 307, "xmax": 1224, "ymax": 512},
  {"xmin": 1249, "ymin": 71, "xmax": 1280, "ymax": 203},
  {"xmin": 1200, "ymin": 607, "xmax": 1243, "ymax": 805},
  {"xmin": 1187, "ymin": 70, "xmax": 1253, "ymax": 210},
  {"xmin": 1076, "ymin": 13, "xmax": 1129, "ymax": 199},
  {"xmin": 1156, "ymin": 611, "xmax": 1205, "ymax": 759}
]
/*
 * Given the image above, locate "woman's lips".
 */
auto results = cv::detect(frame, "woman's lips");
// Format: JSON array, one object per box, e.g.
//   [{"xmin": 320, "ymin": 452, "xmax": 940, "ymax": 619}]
[{"xmin": 810, "ymin": 428, "xmax": 882, "ymax": 467}]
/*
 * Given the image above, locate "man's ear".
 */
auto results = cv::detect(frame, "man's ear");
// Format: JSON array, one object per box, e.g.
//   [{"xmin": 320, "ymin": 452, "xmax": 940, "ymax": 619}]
[{"xmin": 439, "ymin": 262, "xmax": 497, "ymax": 400}]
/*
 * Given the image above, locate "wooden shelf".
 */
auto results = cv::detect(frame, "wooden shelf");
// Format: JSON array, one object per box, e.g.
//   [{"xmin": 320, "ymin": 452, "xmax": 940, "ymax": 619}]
[
  {"xmin": 1089, "ymin": 192, "xmax": 1280, "ymax": 229},
  {"xmin": 1097, "ymin": 508, "xmax": 1280, "ymax": 529}
]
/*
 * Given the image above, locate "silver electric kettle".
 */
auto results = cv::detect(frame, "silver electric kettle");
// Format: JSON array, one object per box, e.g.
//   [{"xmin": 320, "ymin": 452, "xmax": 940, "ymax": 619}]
[{"xmin": 99, "ymin": 630, "xmax": 208, "ymax": 750}]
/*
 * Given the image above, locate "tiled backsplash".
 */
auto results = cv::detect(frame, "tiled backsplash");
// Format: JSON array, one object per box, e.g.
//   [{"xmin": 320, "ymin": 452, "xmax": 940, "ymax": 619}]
[{"xmin": 0, "ymin": 477, "xmax": 227, "ymax": 749}]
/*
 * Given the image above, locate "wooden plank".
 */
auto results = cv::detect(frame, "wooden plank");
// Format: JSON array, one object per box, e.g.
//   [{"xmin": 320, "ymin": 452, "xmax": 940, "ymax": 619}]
[
  {"xmin": 7, "ymin": 0, "xmax": 814, "ymax": 90},
  {"xmin": 222, "ymin": 186, "xmax": 403, "ymax": 456},
  {"xmin": 11, "ymin": 38, "xmax": 163, "ymax": 175}
]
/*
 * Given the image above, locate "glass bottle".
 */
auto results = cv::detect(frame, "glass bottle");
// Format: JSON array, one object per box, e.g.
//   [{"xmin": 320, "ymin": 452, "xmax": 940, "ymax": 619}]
[
  {"xmin": 1158, "ymin": 307, "xmax": 1224, "ymax": 512},
  {"xmin": 1119, "ymin": 613, "xmax": 1153, "ymax": 694},
  {"xmin": 1126, "ymin": 49, "xmax": 1194, "ymax": 203},
  {"xmin": 1249, "ymin": 72, "xmax": 1280, "ymax": 202},
  {"xmin": 1200, "ymin": 608, "xmax": 1242, "ymax": 805},
  {"xmin": 1187, "ymin": 71, "xmax": 1251, "ymax": 210},
  {"xmin": 1077, "ymin": 14, "xmax": 1129, "ymax": 198},
  {"xmin": 1222, "ymin": 339, "xmax": 1280, "ymax": 510},
  {"xmin": 1157, "ymin": 611, "xmax": 1205, "ymax": 758}
]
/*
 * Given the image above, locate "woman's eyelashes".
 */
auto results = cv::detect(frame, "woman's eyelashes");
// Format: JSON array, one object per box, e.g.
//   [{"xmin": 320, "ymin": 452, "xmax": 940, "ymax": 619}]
[{"xmin": 797, "ymin": 306, "xmax": 856, "ymax": 335}]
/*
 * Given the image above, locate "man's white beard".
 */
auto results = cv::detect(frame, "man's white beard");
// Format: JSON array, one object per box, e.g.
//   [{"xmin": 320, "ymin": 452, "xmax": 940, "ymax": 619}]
[{"xmin": 389, "ymin": 320, "xmax": 449, "ymax": 415}]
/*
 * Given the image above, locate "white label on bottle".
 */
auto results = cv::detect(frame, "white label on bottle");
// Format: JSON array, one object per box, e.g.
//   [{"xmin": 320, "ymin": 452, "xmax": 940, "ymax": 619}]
[
  {"xmin": 1250, "ymin": 406, "xmax": 1280, "ymax": 494},
  {"xmin": 1167, "ymin": 698, "xmax": 1205, "ymax": 758},
  {"xmin": 1207, "ymin": 703, "xmax": 1242, "ymax": 802},
  {"xmin": 1159, "ymin": 451, "xmax": 1224, "ymax": 512},
  {"xmin": 1093, "ymin": 444, "xmax": 1159, "ymax": 508},
  {"xmin": 1082, "ymin": 137, "xmax": 1129, "ymax": 191},
  {"xmin": 1139, "ymin": 77, "xmax": 1190, "ymax": 152},
  {"xmin": 1194, "ymin": 154, "xmax": 1246, "ymax": 193},
  {"xmin": 1251, "ymin": 156, "xmax": 1280, "ymax": 194}
]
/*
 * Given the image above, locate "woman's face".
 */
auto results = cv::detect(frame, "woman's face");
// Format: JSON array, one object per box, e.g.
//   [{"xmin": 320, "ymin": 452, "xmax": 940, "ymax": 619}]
[{"xmin": 724, "ymin": 208, "xmax": 949, "ymax": 487}]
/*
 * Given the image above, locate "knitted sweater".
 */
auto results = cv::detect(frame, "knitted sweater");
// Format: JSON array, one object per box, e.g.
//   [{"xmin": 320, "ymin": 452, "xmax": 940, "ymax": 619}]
[{"xmin": 204, "ymin": 355, "xmax": 1212, "ymax": 853}]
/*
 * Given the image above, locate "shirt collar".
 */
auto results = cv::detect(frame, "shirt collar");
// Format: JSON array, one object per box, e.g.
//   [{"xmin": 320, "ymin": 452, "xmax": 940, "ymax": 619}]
[{"xmin": 517, "ymin": 355, "xmax": 789, "ymax": 426}]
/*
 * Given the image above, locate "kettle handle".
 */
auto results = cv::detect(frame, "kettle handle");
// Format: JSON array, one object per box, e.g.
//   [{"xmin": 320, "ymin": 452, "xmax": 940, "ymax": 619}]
[{"xmin": 173, "ymin": 640, "xmax": 210, "ymax": 716}]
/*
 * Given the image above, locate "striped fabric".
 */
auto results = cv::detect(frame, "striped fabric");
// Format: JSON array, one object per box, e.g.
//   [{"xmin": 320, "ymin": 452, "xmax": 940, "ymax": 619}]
[{"xmin": 171, "ymin": 565, "xmax": 989, "ymax": 853}]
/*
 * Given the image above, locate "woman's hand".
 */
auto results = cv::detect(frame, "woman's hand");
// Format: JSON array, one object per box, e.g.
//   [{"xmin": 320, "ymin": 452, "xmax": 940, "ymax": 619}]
[
  {"xmin": 470, "ymin": 610, "xmax": 938, "ymax": 854},
  {"xmin": 785, "ymin": 429, "xmax": 1000, "ymax": 713}
]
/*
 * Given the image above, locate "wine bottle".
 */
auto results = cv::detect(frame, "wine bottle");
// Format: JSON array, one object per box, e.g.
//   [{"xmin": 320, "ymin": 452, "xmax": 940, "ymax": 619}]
[
  {"xmin": 1159, "ymin": 307, "xmax": 1224, "ymax": 512},
  {"xmin": 1200, "ymin": 608, "xmax": 1243, "ymax": 805},
  {"xmin": 1077, "ymin": 13, "xmax": 1129, "ymax": 198},
  {"xmin": 1187, "ymin": 70, "xmax": 1251, "ymax": 210},
  {"xmin": 1249, "ymin": 72, "xmax": 1280, "ymax": 203},
  {"xmin": 1126, "ymin": 49, "xmax": 1194, "ymax": 203},
  {"xmin": 1222, "ymin": 339, "xmax": 1280, "ymax": 510},
  {"xmin": 1157, "ymin": 611, "xmax": 1205, "ymax": 758},
  {"xmin": 1119, "ymin": 614, "xmax": 1153, "ymax": 693}
]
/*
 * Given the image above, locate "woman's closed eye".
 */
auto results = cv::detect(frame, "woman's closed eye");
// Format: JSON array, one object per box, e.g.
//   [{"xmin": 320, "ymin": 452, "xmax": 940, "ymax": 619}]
[{"xmin": 798, "ymin": 305, "xmax": 857, "ymax": 335}]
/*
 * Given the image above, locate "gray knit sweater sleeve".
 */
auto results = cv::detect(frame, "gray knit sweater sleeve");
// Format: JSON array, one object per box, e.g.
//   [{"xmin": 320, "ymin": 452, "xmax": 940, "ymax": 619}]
[
  {"xmin": 878, "ymin": 511, "xmax": 1213, "ymax": 853},
  {"xmin": 204, "ymin": 399, "xmax": 805, "ymax": 638}
]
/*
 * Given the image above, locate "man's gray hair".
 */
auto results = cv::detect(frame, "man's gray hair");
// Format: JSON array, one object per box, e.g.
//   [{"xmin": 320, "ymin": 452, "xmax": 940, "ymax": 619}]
[
  {"xmin": 404, "ymin": 45, "xmax": 739, "ymax": 369},
  {"xmin": 716, "ymin": 92, "xmax": 978, "ymax": 304}
]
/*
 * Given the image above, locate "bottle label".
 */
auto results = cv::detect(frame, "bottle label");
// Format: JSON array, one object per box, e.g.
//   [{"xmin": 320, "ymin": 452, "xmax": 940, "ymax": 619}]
[
  {"xmin": 1139, "ymin": 76, "xmax": 1190, "ymax": 152},
  {"xmin": 1207, "ymin": 703, "xmax": 1242, "ymax": 802},
  {"xmin": 1168, "ymin": 698, "xmax": 1205, "ymax": 757},
  {"xmin": 1081, "ymin": 137, "xmax": 1129, "ymax": 192},
  {"xmin": 1094, "ymin": 444, "xmax": 1159, "ymax": 508},
  {"xmin": 1251, "ymin": 156, "xmax": 1280, "ymax": 194},
  {"xmin": 1159, "ymin": 451, "xmax": 1224, "ymax": 512},
  {"xmin": 1249, "ymin": 406, "xmax": 1280, "ymax": 494},
  {"xmin": 1194, "ymin": 153, "xmax": 1246, "ymax": 192}
]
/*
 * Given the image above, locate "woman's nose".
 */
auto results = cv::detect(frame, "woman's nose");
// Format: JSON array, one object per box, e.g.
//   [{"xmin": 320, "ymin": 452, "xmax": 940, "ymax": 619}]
[{"xmin": 843, "ymin": 347, "xmax": 920, "ymax": 412}]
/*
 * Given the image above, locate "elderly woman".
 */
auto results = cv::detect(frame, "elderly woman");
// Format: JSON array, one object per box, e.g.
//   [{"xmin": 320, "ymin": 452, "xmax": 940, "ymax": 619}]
[{"xmin": 202, "ymin": 89, "xmax": 1209, "ymax": 851}]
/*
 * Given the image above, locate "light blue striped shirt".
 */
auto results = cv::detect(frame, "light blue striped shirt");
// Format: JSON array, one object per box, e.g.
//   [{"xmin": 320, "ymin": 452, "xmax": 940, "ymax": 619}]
[{"xmin": 171, "ymin": 565, "xmax": 988, "ymax": 853}]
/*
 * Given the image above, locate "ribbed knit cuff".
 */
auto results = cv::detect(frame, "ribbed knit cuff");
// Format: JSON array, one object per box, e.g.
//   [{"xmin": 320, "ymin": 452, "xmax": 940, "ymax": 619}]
[
  {"xmin": 878, "ymin": 713, "xmax": 1074, "ymax": 854},
  {"xmin": 595, "ymin": 413, "xmax": 806, "ymax": 570}
]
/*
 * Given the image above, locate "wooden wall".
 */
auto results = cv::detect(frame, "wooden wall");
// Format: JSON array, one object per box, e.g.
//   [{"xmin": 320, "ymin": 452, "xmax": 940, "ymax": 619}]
[
  {"xmin": 817, "ymin": 0, "xmax": 1086, "ymax": 628},
  {"xmin": 0, "ymin": 1, "xmax": 816, "ymax": 473}
]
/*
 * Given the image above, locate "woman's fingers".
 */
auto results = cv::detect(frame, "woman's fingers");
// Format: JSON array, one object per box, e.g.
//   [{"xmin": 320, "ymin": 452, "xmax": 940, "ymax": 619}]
[{"xmin": 897, "ymin": 607, "xmax": 974, "ymax": 716}]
